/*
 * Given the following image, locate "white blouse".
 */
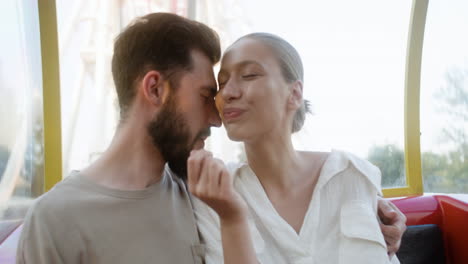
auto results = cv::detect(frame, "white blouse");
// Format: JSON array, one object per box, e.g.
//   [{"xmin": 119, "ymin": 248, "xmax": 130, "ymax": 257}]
[{"xmin": 194, "ymin": 150, "xmax": 400, "ymax": 264}]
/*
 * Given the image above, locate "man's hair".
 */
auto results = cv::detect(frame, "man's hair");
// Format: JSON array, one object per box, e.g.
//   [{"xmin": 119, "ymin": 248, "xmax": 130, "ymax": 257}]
[{"xmin": 111, "ymin": 12, "xmax": 221, "ymax": 119}]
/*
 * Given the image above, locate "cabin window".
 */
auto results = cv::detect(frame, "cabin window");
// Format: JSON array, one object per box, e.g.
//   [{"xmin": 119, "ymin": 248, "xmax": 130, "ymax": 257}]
[
  {"xmin": 0, "ymin": 0, "xmax": 44, "ymax": 220},
  {"xmin": 196, "ymin": 0, "xmax": 413, "ymax": 191},
  {"xmin": 1, "ymin": 1, "xmax": 465, "ymax": 204},
  {"xmin": 420, "ymin": 0, "xmax": 468, "ymax": 194},
  {"xmin": 55, "ymin": 0, "xmax": 190, "ymax": 176}
]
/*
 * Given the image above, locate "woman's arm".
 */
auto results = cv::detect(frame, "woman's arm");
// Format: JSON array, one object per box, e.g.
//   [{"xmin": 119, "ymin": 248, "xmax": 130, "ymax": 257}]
[
  {"xmin": 188, "ymin": 149, "xmax": 257, "ymax": 264},
  {"xmin": 220, "ymin": 215, "xmax": 257, "ymax": 264}
]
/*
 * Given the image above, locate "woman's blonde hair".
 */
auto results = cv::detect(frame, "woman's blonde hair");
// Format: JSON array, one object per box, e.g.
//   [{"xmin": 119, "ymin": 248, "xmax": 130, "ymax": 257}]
[{"xmin": 234, "ymin": 33, "xmax": 311, "ymax": 133}]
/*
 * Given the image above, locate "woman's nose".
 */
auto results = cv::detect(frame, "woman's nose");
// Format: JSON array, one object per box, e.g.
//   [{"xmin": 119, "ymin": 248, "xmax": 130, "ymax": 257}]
[{"xmin": 221, "ymin": 79, "xmax": 241, "ymax": 102}]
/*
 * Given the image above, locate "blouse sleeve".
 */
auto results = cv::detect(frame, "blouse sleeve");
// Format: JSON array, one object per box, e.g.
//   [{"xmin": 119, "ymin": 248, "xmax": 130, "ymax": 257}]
[{"xmin": 337, "ymin": 163, "xmax": 400, "ymax": 264}]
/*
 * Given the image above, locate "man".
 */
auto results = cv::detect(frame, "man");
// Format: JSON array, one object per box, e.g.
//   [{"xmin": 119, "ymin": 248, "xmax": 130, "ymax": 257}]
[{"xmin": 17, "ymin": 12, "xmax": 405, "ymax": 263}]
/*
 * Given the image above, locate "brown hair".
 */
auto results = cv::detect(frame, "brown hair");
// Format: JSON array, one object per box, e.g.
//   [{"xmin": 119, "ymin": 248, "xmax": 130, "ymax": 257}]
[
  {"xmin": 234, "ymin": 33, "xmax": 311, "ymax": 133},
  {"xmin": 111, "ymin": 13, "xmax": 221, "ymax": 119}
]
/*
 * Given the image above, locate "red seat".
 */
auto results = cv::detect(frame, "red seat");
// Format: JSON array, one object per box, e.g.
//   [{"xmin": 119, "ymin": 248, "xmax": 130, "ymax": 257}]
[{"xmin": 392, "ymin": 194, "xmax": 468, "ymax": 264}]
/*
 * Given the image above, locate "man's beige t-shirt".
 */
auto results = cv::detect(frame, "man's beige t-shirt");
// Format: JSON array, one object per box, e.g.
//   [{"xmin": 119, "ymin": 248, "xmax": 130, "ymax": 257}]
[{"xmin": 16, "ymin": 166, "xmax": 204, "ymax": 264}]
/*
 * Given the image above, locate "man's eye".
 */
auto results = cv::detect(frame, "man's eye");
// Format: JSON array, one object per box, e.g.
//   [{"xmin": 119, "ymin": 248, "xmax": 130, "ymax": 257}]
[{"xmin": 202, "ymin": 94, "xmax": 214, "ymax": 103}]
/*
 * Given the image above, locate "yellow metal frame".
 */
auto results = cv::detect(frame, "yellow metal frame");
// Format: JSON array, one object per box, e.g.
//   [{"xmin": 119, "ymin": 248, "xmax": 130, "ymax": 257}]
[
  {"xmin": 35, "ymin": 0, "xmax": 429, "ymax": 196},
  {"xmin": 383, "ymin": 0, "xmax": 428, "ymax": 198},
  {"xmin": 38, "ymin": 0, "xmax": 63, "ymax": 192}
]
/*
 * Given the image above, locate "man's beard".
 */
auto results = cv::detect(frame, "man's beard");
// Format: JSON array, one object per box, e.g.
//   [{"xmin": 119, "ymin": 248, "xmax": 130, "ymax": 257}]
[{"xmin": 147, "ymin": 96, "xmax": 210, "ymax": 180}]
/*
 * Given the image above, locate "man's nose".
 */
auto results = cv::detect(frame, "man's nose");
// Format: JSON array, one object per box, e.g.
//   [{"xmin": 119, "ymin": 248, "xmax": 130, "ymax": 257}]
[{"xmin": 209, "ymin": 102, "xmax": 222, "ymax": 127}]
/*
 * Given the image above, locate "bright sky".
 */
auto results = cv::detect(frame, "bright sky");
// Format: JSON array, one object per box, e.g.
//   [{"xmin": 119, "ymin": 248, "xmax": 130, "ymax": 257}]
[
  {"xmin": 208, "ymin": 0, "xmax": 468, "ymax": 160},
  {"xmin": 1, "ymin": 0, "xmax": 467, "ymax": 170}
]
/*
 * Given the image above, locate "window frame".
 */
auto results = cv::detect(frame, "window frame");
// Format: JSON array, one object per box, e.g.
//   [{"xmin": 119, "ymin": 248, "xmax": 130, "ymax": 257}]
[
  {"xmin": 383, "ymin": 0, "xmax": 428, "ymax": 198},
  {"xmin": 38, "ymin": 0, "xmax": 62, "ymax": 192},
  {"xmin": 40, "ymin": 0, "xmax": 429, "ymax": 197}
]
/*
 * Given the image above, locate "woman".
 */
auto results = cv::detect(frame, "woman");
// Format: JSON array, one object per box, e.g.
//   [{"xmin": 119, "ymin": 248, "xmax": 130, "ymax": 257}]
[{"xmin": 187, "ymin": 33, "xmax": 400, "ymax": 264}]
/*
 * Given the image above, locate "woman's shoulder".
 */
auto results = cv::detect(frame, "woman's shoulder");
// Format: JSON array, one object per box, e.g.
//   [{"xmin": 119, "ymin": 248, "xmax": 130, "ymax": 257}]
[
  {"xmin": 299, "ymin": 149, "xmax": 375, "ymax": 168},
  {"xmin": 301, "ymin": 150, "xmax": 382, "ymax": 193},
  {"xmin": 338, "ymin": 150, "xmax": 382, "ymax": 194},
  {"xmin": 334, "ymin": 150, "xmax": 381, "ymax": 187}
]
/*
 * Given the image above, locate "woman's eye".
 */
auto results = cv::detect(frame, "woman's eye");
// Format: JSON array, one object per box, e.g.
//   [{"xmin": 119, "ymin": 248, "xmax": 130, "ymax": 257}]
[{"xmin": 242, "ymin": 74, "xmax": 258, "ymax": 79}]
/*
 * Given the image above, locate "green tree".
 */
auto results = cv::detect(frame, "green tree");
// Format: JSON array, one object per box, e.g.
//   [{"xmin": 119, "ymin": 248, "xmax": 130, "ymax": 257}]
[
  {"xmin": 427, "ymin": 67, "xmax": 468, "ymax": 193},
  {"xmin": 367, "ymin": 144, "xmax": 405, "ymax": 188},
  {"xmin": 421, "ymin": 151, "xmax": 448, "ymax": 192}
]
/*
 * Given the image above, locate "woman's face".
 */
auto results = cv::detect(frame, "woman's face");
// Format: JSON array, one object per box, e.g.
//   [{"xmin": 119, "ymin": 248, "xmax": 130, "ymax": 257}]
[{"xmin": 216, "ymin": 38, "xmax": 294, "ymax": 142}]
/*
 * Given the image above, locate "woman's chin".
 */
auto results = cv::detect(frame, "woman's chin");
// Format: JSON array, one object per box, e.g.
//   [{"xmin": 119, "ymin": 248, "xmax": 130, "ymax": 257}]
[{"xmin": 225, "ymin": 129, "xmax": 246, "ymax": 142}]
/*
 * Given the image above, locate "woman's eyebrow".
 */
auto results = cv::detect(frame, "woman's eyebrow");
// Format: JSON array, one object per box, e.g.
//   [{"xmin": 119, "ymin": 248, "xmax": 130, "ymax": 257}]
[
  {"xmin": 219, "ymin": 60, "xmax": 263, "ymax": 74},
  {"xmin": 236, "ymin": 60, "xmax": 263, "ymax": 69},
  {"xmin": 218, "ymin": 60, "xmax": 264, "ymax": 79}
]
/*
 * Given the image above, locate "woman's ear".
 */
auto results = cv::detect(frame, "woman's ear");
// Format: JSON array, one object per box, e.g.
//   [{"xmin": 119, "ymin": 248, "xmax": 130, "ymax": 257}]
[
  {"xmin": 287, "ymin": 80, "xmax": 303, "ymax": 111},
  {"xmin": 140, "ymin": 70, "xmax": 168, "ymax": 106}
]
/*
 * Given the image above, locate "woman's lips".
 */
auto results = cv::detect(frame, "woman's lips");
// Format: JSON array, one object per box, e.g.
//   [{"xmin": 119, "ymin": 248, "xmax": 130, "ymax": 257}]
[{"xmin": 223, "ymin": 108, "xmax": 245, "ymax": 122}]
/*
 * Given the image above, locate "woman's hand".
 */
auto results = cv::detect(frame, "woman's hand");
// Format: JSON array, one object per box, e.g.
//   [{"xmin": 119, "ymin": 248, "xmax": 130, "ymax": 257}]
[
  {"xmin": 187, "ymin": 149, "xmax": 248, "ymax": 224},
  {"xmin": 188, "ymin": 151, "xmax": 257, "ymax": 264}
]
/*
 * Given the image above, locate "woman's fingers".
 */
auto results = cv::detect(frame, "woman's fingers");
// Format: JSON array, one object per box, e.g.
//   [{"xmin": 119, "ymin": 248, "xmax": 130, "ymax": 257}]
[
  {"xmin": 187, "ymin": 149, "xmax": 212, "ymax": 195},
  {"xmin": 207, "ymin": 158, "xmax": 223, "ymax": 196},
  {"xmin": 188, "ymin": 149, "xmax": 224, "ymax": 199},
  {"xmin": 188, "ymin": 151, "xmax": 247, "ymax": 222},
  {"xmin": 219, "ymin": 165, "xmax": 233, "ymax": 196},
  {"xmin": 199, "ymin": 155, "xmax": 216, "ymax": 197}
]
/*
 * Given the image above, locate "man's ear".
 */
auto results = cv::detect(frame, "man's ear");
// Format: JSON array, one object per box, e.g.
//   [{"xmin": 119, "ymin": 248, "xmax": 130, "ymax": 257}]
[
  {"xmin": 140, "ymin": 70, "xmax": 169, "ymax": 106},
  {"xmin": 287, "ymin": 80, "xmax": 303, "ymax": 111}
]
